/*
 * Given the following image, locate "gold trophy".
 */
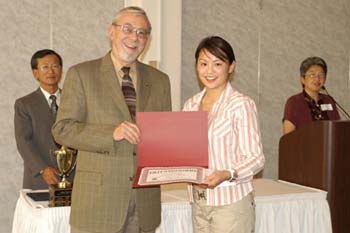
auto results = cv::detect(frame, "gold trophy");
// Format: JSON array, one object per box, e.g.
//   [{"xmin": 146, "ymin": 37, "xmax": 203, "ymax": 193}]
[{"xmin": 49, "ymin": 146, "xmax": 76, "ymax": 207}]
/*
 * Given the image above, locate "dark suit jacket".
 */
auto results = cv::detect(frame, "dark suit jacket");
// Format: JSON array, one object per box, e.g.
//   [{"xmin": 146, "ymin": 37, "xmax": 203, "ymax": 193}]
[
  {"xmin": 52, "ymin": 53, "xmax": 172, "ymax": 232},
  {"xmin": 14, "ymin": 88, "xmax": 60, "ymax": 189}
]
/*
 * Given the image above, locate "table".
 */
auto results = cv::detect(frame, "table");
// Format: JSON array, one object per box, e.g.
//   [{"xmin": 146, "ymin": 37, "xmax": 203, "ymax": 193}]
[
  {"xmin": 12, "ymin": 179, "xmax": 332, "ymax": 233},
  {"xmin": 254, "ymin": 179, "xmax": 332, "ymax": 233}
]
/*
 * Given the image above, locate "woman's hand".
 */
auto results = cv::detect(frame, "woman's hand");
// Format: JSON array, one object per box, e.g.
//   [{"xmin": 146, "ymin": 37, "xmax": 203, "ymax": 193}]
[{"xmin": 205, "ymin": 170, "xmax": 231, "ymax": 189}]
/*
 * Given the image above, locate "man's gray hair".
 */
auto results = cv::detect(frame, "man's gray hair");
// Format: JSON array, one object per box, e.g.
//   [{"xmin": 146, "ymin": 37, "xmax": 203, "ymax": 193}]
[{"xmin": 112, "ymin": 6, "xmax": 151, "ymax": 32}]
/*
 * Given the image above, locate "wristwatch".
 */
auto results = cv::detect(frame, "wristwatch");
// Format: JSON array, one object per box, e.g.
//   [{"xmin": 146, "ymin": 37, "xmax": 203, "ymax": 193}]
[{"xmin": 228, "ymin": 169, "xmax": 237, "ymax": 182}]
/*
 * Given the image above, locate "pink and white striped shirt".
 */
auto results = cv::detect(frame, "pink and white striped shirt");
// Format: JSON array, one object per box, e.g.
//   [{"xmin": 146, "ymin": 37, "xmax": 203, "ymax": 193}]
[{"xmin": 183, "ymin": 83, "xmax": 265, "ymax": 206}]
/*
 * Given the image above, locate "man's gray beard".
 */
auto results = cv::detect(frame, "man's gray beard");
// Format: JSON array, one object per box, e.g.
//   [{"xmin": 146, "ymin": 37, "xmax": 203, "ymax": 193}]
[{"xmin": 120, "ymin": 50, "xmax": 138, "ymax": 63}]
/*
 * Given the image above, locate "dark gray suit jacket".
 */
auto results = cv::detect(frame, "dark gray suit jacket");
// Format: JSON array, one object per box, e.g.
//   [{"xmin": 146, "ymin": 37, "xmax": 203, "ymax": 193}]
[
  {"xmin": 52, "ymin": 53, "xmax": 172, "ymax": 232},
  {"xmin": 14, "ymin": 88, "xmax": 60, "ymax": 189}
]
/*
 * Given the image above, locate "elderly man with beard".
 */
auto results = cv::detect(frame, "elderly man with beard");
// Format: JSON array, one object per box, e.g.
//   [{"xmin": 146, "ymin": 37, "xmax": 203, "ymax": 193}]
[{"xmin": 52, "ymin": 6, "xmax": 171, "ymax": 233}]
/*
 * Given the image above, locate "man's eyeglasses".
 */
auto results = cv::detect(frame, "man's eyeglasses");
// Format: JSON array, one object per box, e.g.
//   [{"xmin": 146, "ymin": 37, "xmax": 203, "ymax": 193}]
[
  {"xmin": 112, "ymin": 23, "xmax": 150, "ymax": 39},
  {"xmin": 38, "ymin": 64, "xmax": 61, "ymax": 73},
  {"xmin": 305, "ymin": 72, "xmax": 326, "ymax": 79}
]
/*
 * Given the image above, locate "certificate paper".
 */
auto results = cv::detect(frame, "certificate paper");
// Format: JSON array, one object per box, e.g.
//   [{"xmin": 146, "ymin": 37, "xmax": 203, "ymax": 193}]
[{"xmin": 138, "ymin": 167, "xmax": 211, "ymax": 186}]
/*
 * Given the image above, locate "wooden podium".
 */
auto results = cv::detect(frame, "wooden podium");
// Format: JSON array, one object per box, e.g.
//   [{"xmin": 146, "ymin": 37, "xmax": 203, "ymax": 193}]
[{"xmin": 279, "ymin": 121, "xmax": 350, "ymax": 233}]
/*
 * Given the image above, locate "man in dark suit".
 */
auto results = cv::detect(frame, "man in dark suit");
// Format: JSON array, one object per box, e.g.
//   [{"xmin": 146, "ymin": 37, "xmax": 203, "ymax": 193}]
[
  {"xmin": 14, "ymin": 49, "xmax": 66, "ymax": 190},
  {"xmin": 52, "ymin": 6, "xmax": 172, "ymax": 233}
]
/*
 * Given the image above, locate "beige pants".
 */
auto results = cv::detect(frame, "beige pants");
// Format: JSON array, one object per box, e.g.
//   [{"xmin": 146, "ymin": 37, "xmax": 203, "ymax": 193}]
[
  {"xmin": 192, "ymin": 186, "xmax": 255, "ymax": 233},
  {"xmin": 71, "ymin": 227, "xmax": 154, "ymax": 233},
  {"xmin": 71, "ymin": 190, "xmax": 155, "ymax": 233}
]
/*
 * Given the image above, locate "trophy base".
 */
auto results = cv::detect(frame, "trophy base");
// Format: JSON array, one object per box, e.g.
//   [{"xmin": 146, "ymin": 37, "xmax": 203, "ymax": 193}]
[{"xmin": 48, "ymin": 184, "xmax": 73, "ymax": 207}]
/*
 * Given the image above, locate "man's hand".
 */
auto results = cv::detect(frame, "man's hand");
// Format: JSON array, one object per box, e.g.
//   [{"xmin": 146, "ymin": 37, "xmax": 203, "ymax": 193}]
[
  {"xmin": 42, "ymin": 167, "xmax": 59, "ymax": 185},
  {"xmin": 205, "ymin": 170, "xmax": 231, "ymax": 189},
  {"xmin": 113, "ymin": 121, "xmax": 140, "ymax": 144}
]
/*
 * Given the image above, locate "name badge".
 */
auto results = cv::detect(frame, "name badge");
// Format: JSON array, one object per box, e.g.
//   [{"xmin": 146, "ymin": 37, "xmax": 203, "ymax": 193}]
[{"xmin": 320, "ymin": 104, "xmax": 333, "ymax": 111}]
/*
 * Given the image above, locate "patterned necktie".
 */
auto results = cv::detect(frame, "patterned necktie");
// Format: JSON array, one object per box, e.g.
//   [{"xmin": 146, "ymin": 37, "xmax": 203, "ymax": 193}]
[
  {"xmin": 121, "ymin": 67, "xmax": 136, "ymax": 119},
  {"xmin": 49, "ymin": 95, "xmax": 58, "ymax": 119}
]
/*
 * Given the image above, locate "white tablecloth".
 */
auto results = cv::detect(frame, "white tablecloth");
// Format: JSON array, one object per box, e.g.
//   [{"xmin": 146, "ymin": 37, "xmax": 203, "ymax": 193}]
[{"xmin": 12, "ymin": 179, "xmax": 332, "ymax": 233}]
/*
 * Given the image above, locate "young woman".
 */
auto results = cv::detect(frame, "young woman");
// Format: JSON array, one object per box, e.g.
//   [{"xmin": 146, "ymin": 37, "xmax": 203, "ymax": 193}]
[{"xmin": 183, "ymin": 36, "xmax": 265, "ymax": 233}]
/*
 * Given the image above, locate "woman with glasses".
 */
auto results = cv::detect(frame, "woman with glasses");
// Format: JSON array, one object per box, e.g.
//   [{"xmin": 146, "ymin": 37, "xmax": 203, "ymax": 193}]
[
  {"xmin": 183, "ymin": 36, "xmax": 265, "ymax": 233},
  {"xmin": 282, "ymin": 56, "xmax": 340, "ymax": 134}
]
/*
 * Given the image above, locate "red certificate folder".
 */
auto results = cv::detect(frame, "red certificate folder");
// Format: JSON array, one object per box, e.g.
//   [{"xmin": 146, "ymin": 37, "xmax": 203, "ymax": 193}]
[{"xmin": 133, "ymin": 111, "xmax": 208, "ymax": 187}]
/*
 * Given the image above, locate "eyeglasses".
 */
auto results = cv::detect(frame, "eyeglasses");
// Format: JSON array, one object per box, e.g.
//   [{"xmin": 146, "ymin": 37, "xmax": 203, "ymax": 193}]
[
  {"xmin": 112, "ymin": 23, "xmax": 150, "ymax": 39},
  {"xmin": 305, "ymin": 72, "xmax": 326, "ymax": 79},
  {"xmin": 38, "ymin": 64, "xmax": 61, "ymax": 73}
]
